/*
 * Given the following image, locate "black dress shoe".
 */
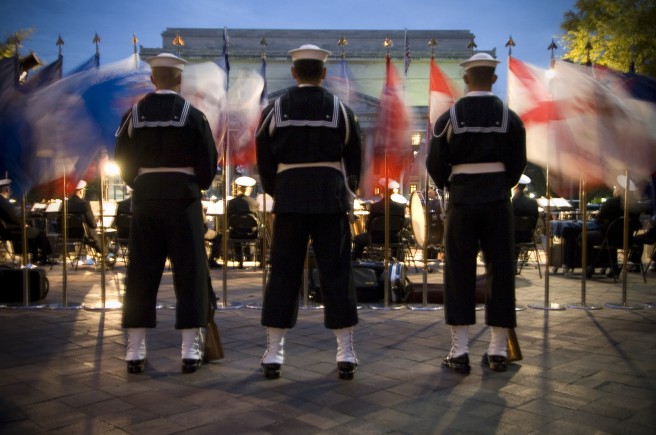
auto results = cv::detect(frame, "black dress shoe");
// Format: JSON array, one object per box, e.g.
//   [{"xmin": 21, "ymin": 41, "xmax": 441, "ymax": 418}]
[
  {"xmin": 261, "ymin": 362, "xmax": 281, "ymax": 379},
  {"xmin": 442, "ymin": 353, "xmax": 471, "ymax": 374},
  {"xmin": 127, "ymin": 359, "xmax": 146, "ymax": 374},
  {"xmin": 337, "ymin": 361, "xmax": 358, "ymax": 380},
  {"xmin": 481, "ymin": 353, "xmax": 507, "ymax": 371},
  {"xmin": 181, "ymin": 358, "xmax": 202, "ymax": 373}
]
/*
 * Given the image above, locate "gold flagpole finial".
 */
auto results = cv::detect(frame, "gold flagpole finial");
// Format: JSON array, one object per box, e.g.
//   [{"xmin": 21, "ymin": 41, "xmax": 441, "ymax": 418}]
[
  {"xmin": 428, "ymin": 37, "xmax": 437, "ymax": 59},
  {"xmin": 173, "ymin": 33, "xmax": 185, "ymax": 55},
  {"xmin": 93, "ymin": 32, "xmax": 101, "ymax": 57},
  {"xmin": 260, "ymin": 37, "xmax": 267, "ymax": 60},
  {"xmin": 383, "ymin": 36, "xmax": 393, "ymax": 57},
  {"xmin": 132, "ymin": 33, "xmax": 138, "ymax": 55},
  {"xmin": 467, "ymin": 37, "xmax": 477, "ymax": 55},
  {"xmin": 505, "ymin": 35, "xmax": 516, "ymax": 57},
  {"xmin": 56, "ymin": 34, "xmax": 64, "ymax": 57},
  {"xmin": 338, "ymin": 36, "xmax": 348, "ymax": 59},
  {"xmin": 547, "ymin": 39, "xmax": 558, "ymax": 60}
]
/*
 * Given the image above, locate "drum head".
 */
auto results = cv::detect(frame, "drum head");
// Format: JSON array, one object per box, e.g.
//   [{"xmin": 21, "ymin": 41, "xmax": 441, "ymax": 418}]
[{"xmin": 410, "ymin": 191, "xmax": 426, "ymax": 247}]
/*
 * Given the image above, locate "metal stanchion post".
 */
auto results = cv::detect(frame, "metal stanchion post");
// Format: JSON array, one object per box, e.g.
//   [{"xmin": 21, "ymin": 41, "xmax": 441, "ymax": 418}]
[
  {"xmin": 568, "ymin": 177, "xmax": 602, "ymax": 310},
  {"xmin": 370, "ymin": 175, "xmax": 405, "ymax": 310},
  {"xmin": 47, "ymin": 178, "xmax": 83, "ymax": 310},
  {"xmin": 529, "ymin": 167, "xmax": 566, "ymax": 311},
  {"xmin": 605, "ymin": 171, "xmax": 643, "ymax": 310},
  {"xmin": 4, "ymin": 196, "xmax": 46, "ymax": 310}
]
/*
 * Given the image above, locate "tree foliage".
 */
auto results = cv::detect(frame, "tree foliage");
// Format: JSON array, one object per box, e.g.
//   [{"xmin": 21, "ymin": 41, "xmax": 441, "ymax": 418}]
[
  {"xmin": 561, "ymin": 0, "xmax": 656, "ymax": 77},
  {"xmin": 0, "ymin": 29, "xmax": 33, "ymax": 58}
]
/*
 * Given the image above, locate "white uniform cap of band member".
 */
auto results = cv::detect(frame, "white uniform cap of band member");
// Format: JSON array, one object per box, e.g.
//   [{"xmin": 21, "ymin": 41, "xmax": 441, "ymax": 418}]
[
  {"xmin": 378, "ymin": 178, "xmax": 400, "ymax": 190},
  {"xmin": 76, "ymin": 180, "xmax": 87, "ymax": 191},
  {"xmin": 235, "ymin": 176, "xmax": 256, "ymax": 187},
  {"xmin": 145, "ymin": 53, "xmax": 188, "ymax": 70},
  {"xmin": 518, "ymin": 174, "xmax": 531, "ymax": 185},
  {"xmin": 0, "ymin": 178, "xmax": 11, "ymax": 188},
  {"xmin": 459, "ymin": 53, "xmax": 501, "ymax": 71},
  {"xmin": 287, "ymin": 44, "xmax": 331, "ymax": 63}
]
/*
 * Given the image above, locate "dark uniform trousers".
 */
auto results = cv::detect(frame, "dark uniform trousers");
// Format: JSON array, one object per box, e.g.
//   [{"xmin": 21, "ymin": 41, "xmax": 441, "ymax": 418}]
[
  {"xmin": 262, "ymin": 213, "xmax": 358, "ymax": 330},
  {"xmin": 444, "ymin": 199, "xmax": 516, "ymax": 328},
  {"xmin": 122, "ymin": 184, "xmax": 208, "ymax": 330}
]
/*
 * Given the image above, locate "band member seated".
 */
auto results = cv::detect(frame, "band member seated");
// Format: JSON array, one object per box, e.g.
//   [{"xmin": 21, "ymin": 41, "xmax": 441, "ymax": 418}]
[
  {"xmin": 0, "ymin": 178, "xmax": 53, "ymax": 265},
  {"xmin": 65, "ymin": 180, "xmax": 103, "ymax": 255},
  {"xmin": 511, "ymin": 174, "xmax": 538, "ymax": 269},
  {"xmin": 352, "ymin": 179, "xmax": 406, "ymax": 261},
  {"xmin": 227, "ymin": 176, "xmax": 261, "ymax": 269}
]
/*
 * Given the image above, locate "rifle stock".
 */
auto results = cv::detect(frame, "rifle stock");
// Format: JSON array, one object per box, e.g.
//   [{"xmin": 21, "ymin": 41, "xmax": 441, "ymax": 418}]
[{"xmin": 507, "ymin": 327, "xmax": 522, "ymax": 362}]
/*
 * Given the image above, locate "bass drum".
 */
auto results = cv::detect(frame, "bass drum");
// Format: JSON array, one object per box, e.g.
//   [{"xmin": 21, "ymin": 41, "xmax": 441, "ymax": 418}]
[{"xmin": 409, "ymin": 191, "xmax": 444, "ymax": 248}]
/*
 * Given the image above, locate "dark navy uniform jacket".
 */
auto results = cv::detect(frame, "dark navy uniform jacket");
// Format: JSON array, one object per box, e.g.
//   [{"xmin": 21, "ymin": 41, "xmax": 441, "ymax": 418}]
[
  {"xmin": 114, "ymin": 92, "xmax": 217, "ymax": 196},
  {"xmin": 427, "ymin": 94, "xmax": 526, "ymax": 204},
  {"xmin": 255, "ymin": 86, "xmax": 362, "ymax": 213}
]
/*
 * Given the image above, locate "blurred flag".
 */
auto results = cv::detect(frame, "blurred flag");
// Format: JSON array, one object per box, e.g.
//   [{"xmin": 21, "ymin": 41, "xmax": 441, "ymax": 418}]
[
  {"xmin": 404, "ymin": 30, "xmax": 411, "ymax": 77},
  {"xmin": 370, "ymin": 55, "xmax": 411, "ymax": 194},
  {"xmin": 507, "ymin": 57, "xmax": 652, "ymax": 192},
  {"xmin": 19, "ymin": 54, "xmax": 152, "ymax": 195},
  {"xmin": 226, "ymin": 69, "xmax": 264, "ymax": 167},
  {"xmin": 66, "ymin": 53, "xmax": 100, "ymax": 76},
  {"xmin": 260, "ymin": 55, "xmax": 268, "ymax": 107},
  {"xmin": 215, "ymin": 27, "xmax": 230, "ymax": 89},
  {"xmin": 20, "ymin": 56, "xmax": 63, "ymax": 93},
  {"xmin": 181, "ymin": 61, "xmax": 228, "ymax": 146},
  {"xmin": 428, "ymin": 57, "xmax": 461, "ymax": 125},
  {"xmin": 0, "ymin": 55, "xmax": 19, "ymax": 98},
  {"xmin": 325, "ymin": 56, "xmax": 358, "ymax": 107}
]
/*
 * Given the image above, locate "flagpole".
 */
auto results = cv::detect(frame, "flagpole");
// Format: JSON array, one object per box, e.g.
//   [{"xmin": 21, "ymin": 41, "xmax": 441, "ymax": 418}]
[
  {"xmin": 528, "ymin": 42, "xmax": 565, "ymax": 311},
  {"xmin": 408, "ymin": 37, "xmax": 441, "ymax": 312},
  {"xmin": 370, "ymin": 37, "xmax": 403, "ymax": 311},
  {"xmin": 605, "ymin": 170, "xmax": 643, "ymax": 310},
  {"xmin": 217, "ymin": 27, "xmax": 242, "ymax": 310},
  {"xmin": 504, "ymin": 36, "xmax": 526, "ymax": 312},
  {"xmin": 248, "ymin": 36, "xmax": 269, "ymax": 310}
]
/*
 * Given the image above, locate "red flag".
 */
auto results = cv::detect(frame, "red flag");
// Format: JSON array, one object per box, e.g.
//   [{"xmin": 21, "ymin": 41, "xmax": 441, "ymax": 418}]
[
  {"xmin": 428, "ymin": 57, "xmax": 461, "ymax": 125},
  {"xmin": 370, "ymin": 55, "xmax": 411, "ymax": 194},
  {"xmin": 508, "ymin": 57, "xmax": 622, "ymax": 192}
]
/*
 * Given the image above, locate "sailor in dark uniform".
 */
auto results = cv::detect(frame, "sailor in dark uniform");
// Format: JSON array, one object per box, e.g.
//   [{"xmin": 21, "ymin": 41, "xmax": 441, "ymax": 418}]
[
  {"xmin": 255, "ymin": 44, "xmax": 362, "ymax": 380},
  {"xmin": 115, "ymin": 53, "xmax": 218, "ymax": 374},
  {"xmin": 427, "ymin": 53, "xmax": 526, "ymax": 374}
]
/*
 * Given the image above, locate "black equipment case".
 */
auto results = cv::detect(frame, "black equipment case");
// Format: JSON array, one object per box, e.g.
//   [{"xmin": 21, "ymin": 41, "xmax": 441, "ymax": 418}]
[
  {"xmin": 310, "ymin": 261, "xmax": 409, "ymax": 303},
  {"xmin": 0, "ymin": 266, "xmax": 49, "ymax": 303}
]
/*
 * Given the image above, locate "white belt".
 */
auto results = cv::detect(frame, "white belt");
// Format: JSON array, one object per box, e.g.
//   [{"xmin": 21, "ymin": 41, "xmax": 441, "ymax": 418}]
[
  {"xmin": 277, "ymin": 161, "xmax": 342, "ymax": 174},
  {"xmin": 138, "ymin": 166, "xmax": 195, "ymax": 176},
  {"xmin": 451, "ymin": 162, "xmax": 505, "ymax": 175}
]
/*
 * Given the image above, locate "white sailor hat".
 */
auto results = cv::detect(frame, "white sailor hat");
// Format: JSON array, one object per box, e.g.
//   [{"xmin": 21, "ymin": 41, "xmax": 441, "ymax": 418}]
[
  {"xmin": 288, "ymin": 44, "xmax": 331, "ymax": 63},
  {"xmin": 0, "ymin": 178, "xmax": 11, "ymax": 187},
  {"xmin": 616, "ymin": 175, "xmax": 637, "ymax": 191},
  {"xmin": 235, "ymin": 176, "xmax": 256, "ymax": 187},
  {"xmin": 146, "ymin": 53, "xmax": 187, "ymax": 71},
  {"xmin": 378, "ymin": 178, "xmax": 400, "ymax": 190},
  {"xmin": 76, "ymin": 180, "xmax": 87, "ymax": 190},
  {"xmin": 518, "ymin": 174, "xmax": 531, "ymax": 185},
  {"xmin": 459, "ymin": 53, "xmax": 501, "ymax": 71}
]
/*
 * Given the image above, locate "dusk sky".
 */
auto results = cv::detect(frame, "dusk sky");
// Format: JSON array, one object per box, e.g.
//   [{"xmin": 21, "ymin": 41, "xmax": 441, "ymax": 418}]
[{"xmin": 1, "ymin": 0, "xmax": 577, "ymax": 98}]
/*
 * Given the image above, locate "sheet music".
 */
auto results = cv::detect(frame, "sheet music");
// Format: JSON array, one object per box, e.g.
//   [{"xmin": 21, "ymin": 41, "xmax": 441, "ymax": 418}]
[
  {"xmin": 31, "ymin": 203, "xmax": 47, "ymax": 213},
  {"xmin": 45, "ymin": 201, "xmax": 62, "ymax": 213},
  {"xmin": 90, "ymin": 200, "xmax": 118, "ymax": 217}
]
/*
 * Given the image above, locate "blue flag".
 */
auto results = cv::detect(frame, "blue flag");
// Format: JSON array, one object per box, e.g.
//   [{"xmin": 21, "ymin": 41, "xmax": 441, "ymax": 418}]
[
  {"xmin": 20, "ymin": 56, "xmax": 63, "ymax": 93},
  {"xmin": 66, "ymin": 54, "xmax": 100, "ymax": 76}
]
